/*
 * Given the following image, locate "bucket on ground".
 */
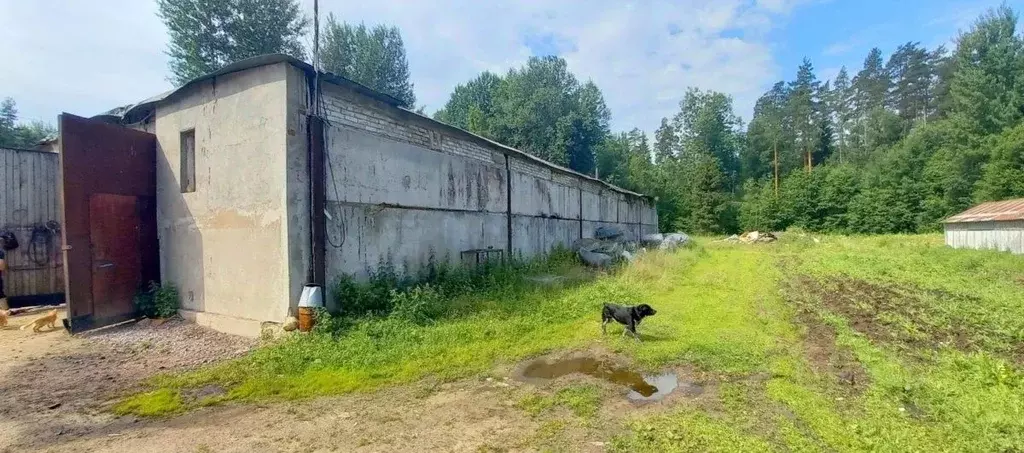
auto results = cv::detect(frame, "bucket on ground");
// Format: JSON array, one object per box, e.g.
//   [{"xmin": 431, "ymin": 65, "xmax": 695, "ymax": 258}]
[{"xmin": 297, "ymin": 284, "xmax": 323, "ymax": 332}]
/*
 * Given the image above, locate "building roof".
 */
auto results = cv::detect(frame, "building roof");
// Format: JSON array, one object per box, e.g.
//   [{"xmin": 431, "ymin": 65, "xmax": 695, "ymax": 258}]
[
  {"xmin": 93, "ymin": 54, "xmax": 652, "ymax": 201},
  {"xmin": 943, "ymin": 198, "xmax": 1024, "ymax": 223}
]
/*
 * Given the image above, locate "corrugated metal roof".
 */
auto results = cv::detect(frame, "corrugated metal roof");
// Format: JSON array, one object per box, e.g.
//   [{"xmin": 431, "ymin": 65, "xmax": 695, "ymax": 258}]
[{"xmin": 943, "ymin": 198, "xmax": 1024, "ymax": 223}]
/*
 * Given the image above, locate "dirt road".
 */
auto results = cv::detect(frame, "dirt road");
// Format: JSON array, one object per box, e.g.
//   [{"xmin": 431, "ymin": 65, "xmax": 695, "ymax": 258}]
[
  {"xmin": 1, "ymin": 310, "xmax": 711, "ymax": 452},
  {"xmin": 0, "ymin": 310, "xmax": 257, "ymax": 452}
]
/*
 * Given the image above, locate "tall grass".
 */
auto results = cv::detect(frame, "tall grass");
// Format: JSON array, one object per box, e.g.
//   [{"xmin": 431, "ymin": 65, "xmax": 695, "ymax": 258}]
[
  {"xmin": 119, "ymin": 245, "xmax": 717, "ymax": 413},
  {"xmin": 117, "ymin": 234, "xmax": 1024, "ymax": 452}
]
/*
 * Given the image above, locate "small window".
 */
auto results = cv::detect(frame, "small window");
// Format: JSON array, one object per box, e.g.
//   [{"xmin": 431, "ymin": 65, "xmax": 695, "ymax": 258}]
[{"xmin": 180, "ymin": 129, "xmax": 196, "ymax": 193}]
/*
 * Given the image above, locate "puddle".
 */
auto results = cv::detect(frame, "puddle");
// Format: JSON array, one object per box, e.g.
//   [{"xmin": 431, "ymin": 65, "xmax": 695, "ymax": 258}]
[{"xmin": 516, "ymin": 356, "xmax": 702, "ymax": 402}]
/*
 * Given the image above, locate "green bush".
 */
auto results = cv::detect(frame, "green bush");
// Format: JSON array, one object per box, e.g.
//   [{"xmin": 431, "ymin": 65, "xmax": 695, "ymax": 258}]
[
  {"xmin": 325, "ymin": 249, "xmax": 581, "ymax": 333},
  {"xmin": 388, "ymin": 284, "xmax": 443, "ymax": 326},
  {"xmin": 133, "ymin": 287, "xmax": 156, "ymax": 318},
  {"xmin": 134, "ymin": 281, "xmax": 181, "ymax": 319}
]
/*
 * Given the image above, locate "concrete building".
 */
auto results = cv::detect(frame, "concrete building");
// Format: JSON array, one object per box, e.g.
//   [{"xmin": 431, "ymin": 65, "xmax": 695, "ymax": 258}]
[
  {"xmin": 57, "ymin": 55, "xmax": 657, "ymax": 337},
  {"xmin": 943, "ymin": 198, "xmax": 1024, "ymax": 255}
]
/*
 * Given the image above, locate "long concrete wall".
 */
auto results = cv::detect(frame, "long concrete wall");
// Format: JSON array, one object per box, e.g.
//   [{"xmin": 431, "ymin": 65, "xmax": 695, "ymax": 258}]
[{"xmin": 319, "ymin": 80, "xmax": 658, "ymax": 294}]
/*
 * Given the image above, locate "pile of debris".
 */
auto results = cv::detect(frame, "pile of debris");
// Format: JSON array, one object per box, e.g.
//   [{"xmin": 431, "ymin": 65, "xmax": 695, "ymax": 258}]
[
  {"xmin": 641, "ymin": 232, "xmax": 690, "ymax": 251},
  {"xmin": 724, "ymin": 231, "xmax": 778, "ymax": 244},
  {"xmin": 573, "ymin": 226, "xmax": 691, "ymax": 268}
]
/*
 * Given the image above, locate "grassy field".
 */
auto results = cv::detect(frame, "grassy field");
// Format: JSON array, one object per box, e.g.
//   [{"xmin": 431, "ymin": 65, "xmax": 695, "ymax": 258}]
[{"xmin": 117, "ymin": 234, "xmax": 1024, "ymax": 452}]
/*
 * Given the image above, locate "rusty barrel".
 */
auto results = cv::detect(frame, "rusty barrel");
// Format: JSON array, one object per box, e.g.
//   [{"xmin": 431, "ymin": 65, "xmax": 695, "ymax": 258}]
[
  {"xmin": 297, "ymin": 284, "xmax": 323, "ymax": 333},
  {"xmin": 297, "ymin": 306, "xmax": 315, "ymax": 332}
]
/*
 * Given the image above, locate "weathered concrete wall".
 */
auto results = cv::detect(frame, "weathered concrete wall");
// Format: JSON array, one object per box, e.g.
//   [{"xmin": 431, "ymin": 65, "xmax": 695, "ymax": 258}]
[
  {"xmin": 0, "ymin": 147, "xmax": 64, "ymax": 304},
  {"xmin": 319, "ymin": 79, "xmax": 658, "ymax": 290},
  {"xmin": 945, "ymin": 221, "xmax": 1024, "ymax": 254},
  {"xmin": 153, "ymin": 62, "xmax": 295, "ymax": 332},
  {"xmin": 284, "ymin": 65, "xmax": 311, "ymax": 317},
  {"xmin": 320, "ymin": 84, "xmax": 510, "ymax": 294}
]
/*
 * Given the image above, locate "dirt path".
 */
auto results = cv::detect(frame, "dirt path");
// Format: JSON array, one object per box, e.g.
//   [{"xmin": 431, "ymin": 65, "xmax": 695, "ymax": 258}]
[
  {"xmin": 0, "ymin": 310, "xmax": 255, "ymax": 452},
  {"xmin": 2, "ymin": 309, "xmax": 716, "ymax": 452}
]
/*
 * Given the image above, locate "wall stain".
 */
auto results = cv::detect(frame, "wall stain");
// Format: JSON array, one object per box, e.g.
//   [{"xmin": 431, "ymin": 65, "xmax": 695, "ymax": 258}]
[
  {"xmin": 535, "ymin": 179, "xmax": 552, "ymax": 214},
  {"xmin": 447, "ymin": 162, "xmax": 457, "ymax": 205},
  {"xmin": 464, "ymin": 167, "xmax": 473, "ymax": 208},
  {"xmin": 205, "ymin": 210, "xmax": 258, "ymax": 229},
  {"xmin": 476, "ymin": 171, "xmax": 488, "ymax": 211}
]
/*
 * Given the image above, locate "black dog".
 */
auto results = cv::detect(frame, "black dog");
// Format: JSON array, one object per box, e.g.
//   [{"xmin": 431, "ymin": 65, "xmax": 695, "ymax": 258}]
[{"xmin": 602, "ymin": 303, "xmax": 657, "ymax": 342}]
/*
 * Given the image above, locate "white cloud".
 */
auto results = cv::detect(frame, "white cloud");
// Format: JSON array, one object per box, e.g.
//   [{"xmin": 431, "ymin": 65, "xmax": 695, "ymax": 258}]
[
  {"xmin": 0, "ymin": 0, "xmax": 170, "ymax": 123},
  {"xmin": 823, "ymin": 38, "xmax": 860, "ymax": 57},
  {"xmin": 0, "ymin": 0, "xmax": 807, "ymax": 135}
]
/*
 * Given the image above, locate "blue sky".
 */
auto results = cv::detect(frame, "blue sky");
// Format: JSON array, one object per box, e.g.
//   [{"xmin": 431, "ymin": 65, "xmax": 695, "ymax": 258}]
[
  {"xmin": 1, "ymin": 0, "xmax": 1020, "ymax": 137},
  {"xmin": 772, "ymin": 0, "xmax": 1024, "ymax": 85}
]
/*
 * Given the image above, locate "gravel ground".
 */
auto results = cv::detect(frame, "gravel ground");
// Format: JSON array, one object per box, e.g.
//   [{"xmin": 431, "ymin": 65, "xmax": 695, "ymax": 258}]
[
  {"xmin": 0, "ymin": 313, "xmax": 259, "ymax": 452},
  {"xmin": 82, "ymin": 317, "xmax": 257, "ymax": 368}
]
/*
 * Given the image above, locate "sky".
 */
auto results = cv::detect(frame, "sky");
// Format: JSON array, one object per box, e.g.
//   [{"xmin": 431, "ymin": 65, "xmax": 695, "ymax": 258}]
[{"xmin": 2, "ymin": 0, "xmax": 1022, "ymax": 137}]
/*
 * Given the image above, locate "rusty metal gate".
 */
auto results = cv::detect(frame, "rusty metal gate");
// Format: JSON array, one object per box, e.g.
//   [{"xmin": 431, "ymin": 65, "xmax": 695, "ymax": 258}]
[{"xmin": 59, "ymin": 114, "xmax": 159, "ymax": 333}]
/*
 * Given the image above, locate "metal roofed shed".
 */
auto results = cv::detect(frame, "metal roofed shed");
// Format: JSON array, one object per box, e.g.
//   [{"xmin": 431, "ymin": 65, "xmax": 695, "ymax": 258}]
[{"xmin": 943, "ymin": 198, "xmax": 1024, "ymax": 254}]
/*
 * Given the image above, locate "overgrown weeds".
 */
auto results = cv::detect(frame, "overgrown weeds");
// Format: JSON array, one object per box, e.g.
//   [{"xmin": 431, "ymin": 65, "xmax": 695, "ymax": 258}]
[
  {"xmin": 327, "ymin": 246, "xmax": 582, "ymax": 325},
  {"xmin": 120, "ymin": 245, "xmax": 683, "ymax": 415},
  {"xmin": 133, "ymin": 281, "xmax": 181, "ymax": 319}
]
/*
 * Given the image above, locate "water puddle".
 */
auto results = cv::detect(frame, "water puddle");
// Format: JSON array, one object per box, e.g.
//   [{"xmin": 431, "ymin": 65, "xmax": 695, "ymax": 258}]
[{"xmin": 515, "ymin": 356, "xmax": 702, "ymax": 402}]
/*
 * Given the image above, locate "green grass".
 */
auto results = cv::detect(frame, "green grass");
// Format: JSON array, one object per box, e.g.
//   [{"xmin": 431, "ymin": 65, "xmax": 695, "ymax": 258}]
[
  {"xmin": 113, "ymin": 389, "xmax": 183, "ymax": 416},
  {"xmin": 517, "ymin": 384, "xmax": 604, "ymax": 419},
  {"xmin": 120, "ymin": 242, "xmax": 786, "ymax": 415},
  {"xmin": 117, "ymin": 234, "xmax": 1024, "ymax": 451},
  {"xmin": 611, "ymin": 234, "xmax": 1024, "ymax": 452}
]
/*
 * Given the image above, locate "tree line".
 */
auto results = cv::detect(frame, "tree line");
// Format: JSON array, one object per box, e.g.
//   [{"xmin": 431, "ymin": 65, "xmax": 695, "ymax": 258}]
[
  {"xmin": 432, "ymin": 5, "xmax": 1024, "ymax": 234},
  {"xmin": 0, "ymin": 98, "xmax": 54, "ymax": 149},
  {"xmin": 734, "ymin": 5, "xmax": 1024, "ymax": 234}
]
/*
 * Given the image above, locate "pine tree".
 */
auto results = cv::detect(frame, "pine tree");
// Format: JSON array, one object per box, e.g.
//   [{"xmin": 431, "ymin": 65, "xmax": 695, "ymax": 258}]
[
  {"xmin": 0, "ymin": 98, "xmax": 15, "ymax": 144},
  {"xmin": 157, "ymin": 0, "xmax": 308, "ymax": 85},
  {"xmin": 850, "ymin": 48, "xmax": 892, "ymax": 152},
  {"xmin": 886, "ymin": 42, "xmax": 933, "ymax": 125},
  {"xmin": 929, "ymin": 46, "xmax": 954, "ymax": 119},
  {"xmin": 746, "ymin": 82, "xmax": 791, "ymax": 191},
  {"xmin": 852, "ymin": 48, "xmax": 891, "ymax": 114},
  {"xmin": 814, "ymin": 80, "xmax": 835, "ymax": 165},
  {"xmin": 654, "ymin": 118, "xmax": 679, "ymax": 163},
  {"xmin": 788, "ymin": 59, "xmax": 821, "ymax": 173},
  {"xmin": 830, "ymin": 67, "xmax": 854, "ymax": 162}
]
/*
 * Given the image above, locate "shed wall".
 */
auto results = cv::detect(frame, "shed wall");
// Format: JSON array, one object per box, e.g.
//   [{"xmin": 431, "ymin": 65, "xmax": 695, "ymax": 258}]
[
  {"xmin": 944, "ymin": 221, "xmax": 1024, "ymax": 254},
  {"xmin": 0, "ymin": 147, "xmax": 64, "ymax": 303},
  {"xmin": 153, "ymin": 63, "xmax": 295, "ymax": 333},
  {"xmin": 319, "ymin": 81, "xmax": 659, "ymax": 298}
]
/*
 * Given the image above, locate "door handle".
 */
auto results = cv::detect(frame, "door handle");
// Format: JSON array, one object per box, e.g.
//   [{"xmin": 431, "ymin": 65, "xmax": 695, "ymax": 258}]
[{"xmin": 95, "ymin": 260, "xmax": 114, "ymax": 269}]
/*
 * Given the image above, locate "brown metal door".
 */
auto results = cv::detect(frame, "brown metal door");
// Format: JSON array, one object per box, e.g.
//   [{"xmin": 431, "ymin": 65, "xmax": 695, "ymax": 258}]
[
  {"xmin": 89, "ymin": 194, "xmax": 143, "ymax": 320},
  {"xmin": 59, "ymin": 114, "xmax": 158, "ymax": 333}
]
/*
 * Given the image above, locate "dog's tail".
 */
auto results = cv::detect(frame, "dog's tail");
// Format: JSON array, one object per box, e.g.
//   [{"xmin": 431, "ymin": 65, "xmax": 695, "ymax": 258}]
[{"xmin": 20, "ymin": 321, "xmax": 32, "ymax": 330}]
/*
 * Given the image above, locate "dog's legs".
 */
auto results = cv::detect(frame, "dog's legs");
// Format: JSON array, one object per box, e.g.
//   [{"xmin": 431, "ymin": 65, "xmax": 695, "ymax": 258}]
[{"xmin": 602, "ymin": 317, "xmax": 609, "ymax": 335}]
